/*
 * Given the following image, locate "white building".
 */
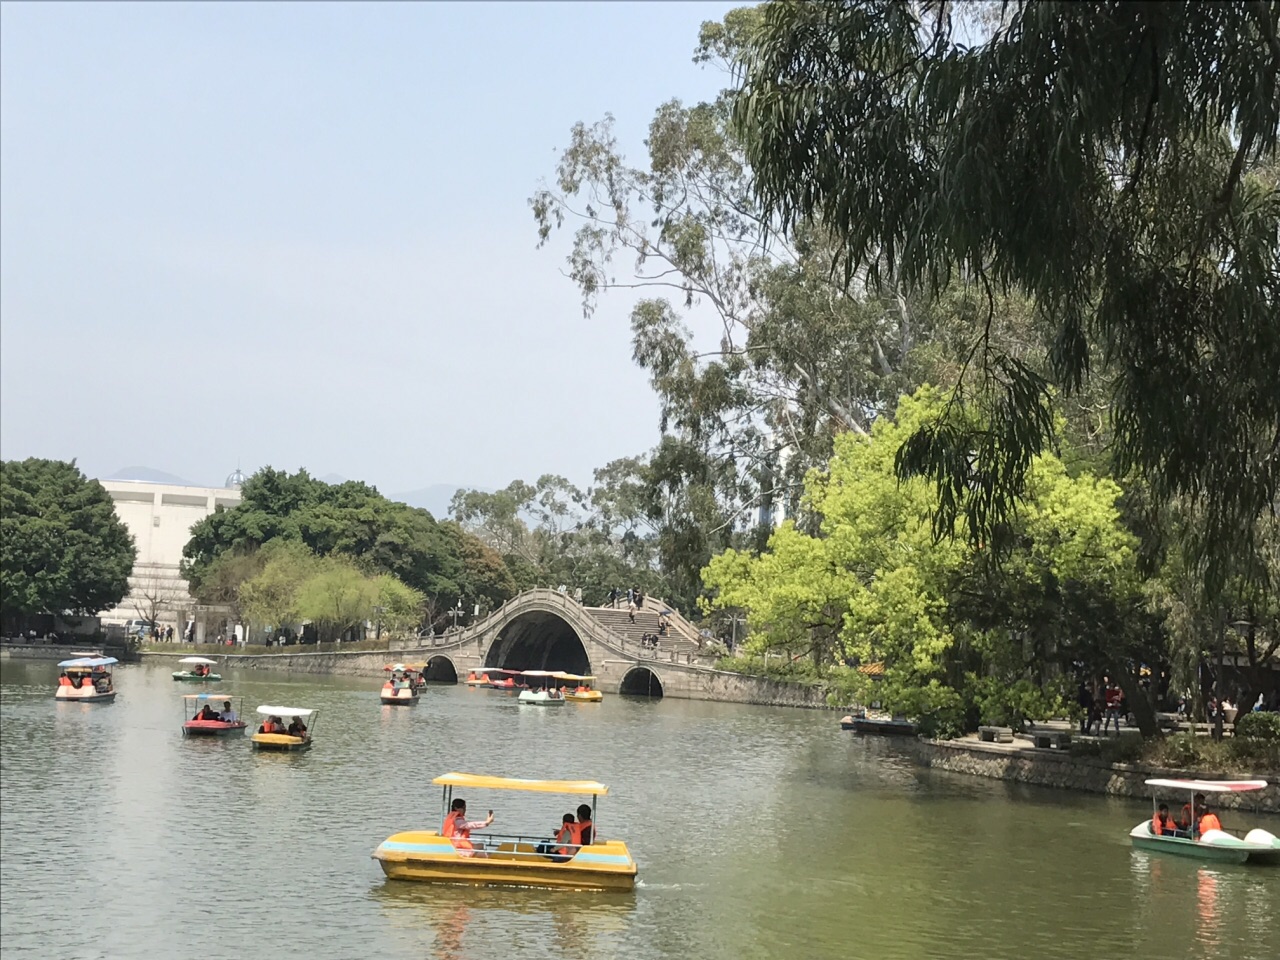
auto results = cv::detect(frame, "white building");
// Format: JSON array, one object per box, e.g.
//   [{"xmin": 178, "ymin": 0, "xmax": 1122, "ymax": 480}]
[{"xmin": 96, "ymin": 471, "xmax": 244, "ymax": 635}]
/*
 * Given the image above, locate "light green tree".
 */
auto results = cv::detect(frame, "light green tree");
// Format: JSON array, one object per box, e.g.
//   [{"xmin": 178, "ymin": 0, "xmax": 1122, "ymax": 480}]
[{"xmin": 239, "ymin": 541, "xmax": 318, "ymax": 637}]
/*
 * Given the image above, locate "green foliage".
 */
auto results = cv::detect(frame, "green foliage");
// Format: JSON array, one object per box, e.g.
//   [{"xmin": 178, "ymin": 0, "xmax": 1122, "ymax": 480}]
[
  {"xmin": 296, "ymin": 556, "xmax": 378, "ymax": 641},
  {"xmin": 735, "ymin": 1, "xmax": 1280, "ymax": 589},
  {"xmin": 238, "ymin": 541, "xmax": 317, "ymax": 633},
  {"xmin": 1234, "ymin": 712, "xmax": 1280, "ymax": 742},
  {"xmin": 703, "ymin": 386, "xmax": 1144, "ymax": 734},
  {"xmin": 183, "ymin": 467, "xmax": 509, "ymax": 627},
  {"xmin": 0, "ymin": 458, "xmax": 136, "ymax": 618}
]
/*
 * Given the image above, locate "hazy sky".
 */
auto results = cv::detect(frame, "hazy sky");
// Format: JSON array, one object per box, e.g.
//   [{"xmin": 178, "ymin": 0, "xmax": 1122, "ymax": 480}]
[{"xmin": 0, "ymin": 1, "xmax": 741, "ymax": 494}]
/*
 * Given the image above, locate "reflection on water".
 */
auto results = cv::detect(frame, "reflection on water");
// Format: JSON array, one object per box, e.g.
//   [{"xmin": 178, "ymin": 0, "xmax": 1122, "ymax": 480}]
[{"xmin": 2, "ymin": 659, "xmax": 1277, "ymax": 960}]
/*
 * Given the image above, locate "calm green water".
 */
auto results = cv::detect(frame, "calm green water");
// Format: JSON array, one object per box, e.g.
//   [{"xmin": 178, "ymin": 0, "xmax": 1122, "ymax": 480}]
[{"xmin": 1, "ymin": 659, "xmax": 1276, "ymax": 960}]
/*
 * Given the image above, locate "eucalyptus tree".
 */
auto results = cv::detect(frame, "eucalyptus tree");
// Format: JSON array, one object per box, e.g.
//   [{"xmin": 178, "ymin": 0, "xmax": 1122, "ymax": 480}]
[{"xmin": 734, "ymin": 0, "xmax": 1280, "ymax": 589}]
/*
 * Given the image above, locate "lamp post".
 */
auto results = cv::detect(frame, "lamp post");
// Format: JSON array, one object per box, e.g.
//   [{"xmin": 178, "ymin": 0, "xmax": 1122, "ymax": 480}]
[{"xmin": 450, "ymin": 599, "xmax": 463, "ymax": 632}]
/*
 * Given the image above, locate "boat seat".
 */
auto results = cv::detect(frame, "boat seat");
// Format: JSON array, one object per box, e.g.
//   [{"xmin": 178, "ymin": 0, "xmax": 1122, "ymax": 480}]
[{"xmin": 978, "ymin": 726, "xmax": 1014, "ymax": 743}]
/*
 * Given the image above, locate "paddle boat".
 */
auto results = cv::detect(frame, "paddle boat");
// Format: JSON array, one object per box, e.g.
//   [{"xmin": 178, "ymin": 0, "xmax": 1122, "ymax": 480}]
[
  {"xmin": 250, "ymin": 705, "xmax": 317, "ymax": 752},
  {"xmin": 1129, "ymin": 778, "xmax": 1280, "ymax": 864},
  {"xmin": 840, "ymin": 711, "xmax": 918, "ymax": 736},
  {"xmin": 372, "ymin": 772, "xmax": 638, "ymax": 891},
  {"xmin": 518, "ymin": 671, "xmax": 567, "ymax": 706},
  {"xmin": 182, "ymin": 693, "xmax": 247, "ymax": 736},
  {"xmin": 55, "ymin": 656, "xmax": 118, "ymax": 703},
  {"xmin": 488, "ymin": 669, "xmax": 525, "ymax": 692},
  {"xmin": 172, "ymin": 656, "xmax": 221, "ymax": 682},
  {"xmin": 464, "ymin": 670, "xmax": 493, "ymax": 687},
  {"xmin": 381, "ymin": 664, "xmax": 421, "ymax": 705},
  {"xmin": 563, "ymin": 674, "xmax": 603, "ymax": 703}
]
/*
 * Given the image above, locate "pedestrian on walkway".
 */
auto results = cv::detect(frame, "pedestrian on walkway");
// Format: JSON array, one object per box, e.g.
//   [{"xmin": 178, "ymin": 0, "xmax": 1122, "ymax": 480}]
[{"xmin": 627, "ymin": 600, "xmax": 637, "ymax": 624}]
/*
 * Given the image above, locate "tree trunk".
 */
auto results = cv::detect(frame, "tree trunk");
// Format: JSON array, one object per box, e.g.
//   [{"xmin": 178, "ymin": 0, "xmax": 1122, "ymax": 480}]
[{"xmin": 1110, "ymin": 661, "xmax": 1159, "ymax": 738}]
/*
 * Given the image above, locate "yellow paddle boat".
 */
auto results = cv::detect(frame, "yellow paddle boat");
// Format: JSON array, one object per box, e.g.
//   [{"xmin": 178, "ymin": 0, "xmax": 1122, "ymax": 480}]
[
  {"xmin": 563, "ymin": 674, "xmax": 603, "ymax": 703},
  {"xmin": 381, "ymin": 664, "xmax": 422, "ymax": 705},
  {"xmin": 373, "ymin": 772, "xmax": 638, "ymax": 891},
  {"xmin": 250, "ymin": 705, "xmax": 316, "ymax": 751},
  {"xmin": 55, "ymin": 656, "xmax": 118, "ymax": 703}
]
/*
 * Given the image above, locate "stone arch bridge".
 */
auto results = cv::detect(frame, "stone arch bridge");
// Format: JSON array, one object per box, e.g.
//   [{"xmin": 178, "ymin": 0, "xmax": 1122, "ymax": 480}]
[{"xmin": 221, "ymin": 588, "xmax": 833, "ymax": 707}]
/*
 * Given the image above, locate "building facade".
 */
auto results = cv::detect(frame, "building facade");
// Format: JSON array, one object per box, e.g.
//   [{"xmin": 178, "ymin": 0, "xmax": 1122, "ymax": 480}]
[{"xmin": 96, "ymin": 476, "xmax": 243, "ymax": 636}]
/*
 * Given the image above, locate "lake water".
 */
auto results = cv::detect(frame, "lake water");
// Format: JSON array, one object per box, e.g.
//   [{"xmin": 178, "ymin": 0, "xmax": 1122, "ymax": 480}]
[{"xmin": 1, "ymin": 659, "xmax": 1276, "ymax": 959}]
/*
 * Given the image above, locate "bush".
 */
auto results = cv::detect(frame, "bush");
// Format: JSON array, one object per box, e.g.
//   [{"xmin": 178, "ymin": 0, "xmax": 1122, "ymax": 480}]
[{"xmin": 1234, "ymin": 711, "xmax": 1280, "ymax": 741}]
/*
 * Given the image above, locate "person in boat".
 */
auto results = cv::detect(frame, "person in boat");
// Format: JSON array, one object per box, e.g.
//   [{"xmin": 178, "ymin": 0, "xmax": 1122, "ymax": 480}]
[
  {"xmin": 536, "ymin": 813, "xmax": 577, "ymax": 863},
  {"xmin": 1151, "ymin": 803, "xmax": 1179, "ymax": 837},
  {"xmin": 1196, "ymin": 801, "xmax": 1223, "ymax": 838},
  {"xmin": 287, "ymin": 716, "xmax": 308, "ymax": 738},
  {"xmin": 443, "ymin": 798, "xmax": 493, "ymax": 858},
  {"xmin": 259, "ymin": 716, "xmax": 283, "ymax": 734},
  {"xmin": 1180, "ymin": 792, "xmax": 1207, "ymax": 832},
  {"xmin": 574, "ymin": 804, "xmax": 593, "ymax": 847},
  {"xmin": 219, "ymin": 700, "xmax": 237, "ymax": 722},
  {"xmin": 58, "ymin": 672, "xmax": 72, "ymax": 687},
  {"xmin": 80, "ymin": 674, "xmax": 96, "ymax": 690},
  {"xmin": 196, "ymin": 704, "xmax": 219, "ymax": 721}
]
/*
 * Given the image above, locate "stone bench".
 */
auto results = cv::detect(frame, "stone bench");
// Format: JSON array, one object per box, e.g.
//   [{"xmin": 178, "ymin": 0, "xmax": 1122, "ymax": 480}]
[{"xmin": 978, "ymin": 725, "xmax": 1014, "ymax": 743}]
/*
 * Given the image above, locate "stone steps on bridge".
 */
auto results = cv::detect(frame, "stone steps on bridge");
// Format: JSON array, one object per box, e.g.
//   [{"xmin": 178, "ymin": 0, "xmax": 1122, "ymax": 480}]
[{"xmin": 585, "ymin": 605, "xmax": 700, "ymax": 655}]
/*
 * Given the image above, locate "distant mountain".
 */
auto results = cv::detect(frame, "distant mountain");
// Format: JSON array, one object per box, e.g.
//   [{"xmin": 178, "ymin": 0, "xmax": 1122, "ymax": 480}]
[
  {"xmin": 105, "ymin": 466, "xmax": 197, "ymax": 486},
  {"xmin": 317, "ymin": 472, "xmax": 349, "ymax": 485},
  {"xmin": 391, "ymin": 483, "xmax": 480, "ymax": 520}
]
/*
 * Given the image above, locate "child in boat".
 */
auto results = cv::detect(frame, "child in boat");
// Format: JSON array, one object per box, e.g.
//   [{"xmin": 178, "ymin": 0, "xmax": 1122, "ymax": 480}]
[{"xmin": 537, "ymin": 814, "xmax": 577, "ymax": 862}]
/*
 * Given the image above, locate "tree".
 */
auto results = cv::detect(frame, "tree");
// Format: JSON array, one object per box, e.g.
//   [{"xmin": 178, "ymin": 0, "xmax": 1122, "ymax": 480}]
[
  {"xmin": 734, "ymin": 1, "xmax": 1280, "ymax": 587},
  {"xmin": 189, "ymin": 548, "xmax": 266, "ymax": 630},
  {"xmin": 296, "ymin": 557, "xmax": 377, "ymax": 642},
  {"xmin": 130, "ymin": 568, "xmax": 187, "ymax": 632},
  {"xmin": 0, "ymin": 458, "xmax": 136, "ymax": 620},
  {"xmin": 239, "ymin": 541, "xmax": 317, "ymax": 636},
  {"xmin": 704, "ymin": 387, "xmax": 1148, "ymax": 733},
  {"xmin": 183, "ymin": 467, "xmax": 481, "ymax": 605},
  {"xmin": 373, "ymin": 574, "xmax": 425, "ymax": 637}
]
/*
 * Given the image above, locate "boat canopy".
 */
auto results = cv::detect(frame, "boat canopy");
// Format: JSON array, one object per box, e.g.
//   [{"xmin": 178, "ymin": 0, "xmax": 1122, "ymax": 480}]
[
  {"xmin": 58, "ymin": 657, "xmax": 118, "ymax": 668},
  {"xmin": 559, "ymin": 674, "xmax": 596, "ymax": 682},
  {"xmin": 384, "ymin": 663, "xmax": 425, "ymax": 671},
  {"xmin": 1145, "ymin": 778, "xmax": 1268, "ymax": 793},
  {"xmin": 177, "ymin": 656, "xmax": 218, "ymax": 665},
  {"xmin": 255, "ymin": 705, "xmax": 314, "ymax": 718},
  {"xmin": 522, "ymin": 670, "xmax": 572, "ymax": 678},
  {"xmin": 433, "ymin": 772, "xmax": 609, "ymax": 796},
  {"xmin": 183, "ymin": 692, "xmax": 238, "ymax": 701}
]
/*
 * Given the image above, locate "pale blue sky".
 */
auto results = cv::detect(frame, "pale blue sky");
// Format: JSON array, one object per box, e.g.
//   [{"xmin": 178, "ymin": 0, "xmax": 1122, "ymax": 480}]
[{"xmin": 0, "ymin": 0, "xmax": 742, "ymax": 496}]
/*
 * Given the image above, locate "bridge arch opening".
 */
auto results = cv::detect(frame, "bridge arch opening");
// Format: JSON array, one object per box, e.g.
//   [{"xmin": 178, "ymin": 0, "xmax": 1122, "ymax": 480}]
[
  {"xmin": 619, "ymin": 666, "xmax": 664, "ymax": 698},
  {"xmin": 485, "ymin": 611, "xmax": 591, "ymax": 675},
  {"xmin": 423, "ymin": 655, "xmax": 457, "ymax": 683}
]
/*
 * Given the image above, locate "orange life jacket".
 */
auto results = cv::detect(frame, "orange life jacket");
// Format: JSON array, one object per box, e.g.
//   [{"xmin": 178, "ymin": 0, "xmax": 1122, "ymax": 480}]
[
  {"xmin": 479, "ymin": 674, "xmax": 490, "ymax": 683},
  {"xmin": 1198, "ymin": 812, "xmax": 1222, "ymax": 835},
  {"xmin": 1179, "ymin": 803, "xmax": 1195, "ymax": 829},
  {"xmin": 443, "ymin": 810, "xmax": 474, "ymax": 851},
  {"xmin": 572, "ymin": 819, "xmax": 593, "ymax": 846},
  {"xmin": 554, "ymin": 823, "xmax": 575, "ymax": 856},
  {"xmin": 58, "ymin": 676, "xmax": 72, "ymax": 687},
  {"xmin": 81, "ymin": 676, "xmax": 95, "ymax": 688},
  {"xmin": 1152, "ymin": 813, "xmax": 1174, "ymax": 836}
]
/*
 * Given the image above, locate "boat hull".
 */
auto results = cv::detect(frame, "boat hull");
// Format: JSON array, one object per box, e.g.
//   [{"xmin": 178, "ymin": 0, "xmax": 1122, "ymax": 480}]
[
  {"xmin": 183, "ymin": 720, "xmax": 246, "ymax": 736},
  {"xmin": 852, "ymin": 718, "xmax": 918, "ymax": 736},
  {"xmin": 565, "ymin": 691, "xmax": 603, "ymax": 703},
  {"xmin": 55, "ymin": 689, "xmax": 116, "ymax": 703},
  {"xmin": 1128, "ymin": 823, "xmax": 1276, "ymax": 864},
  {"xmin": 381, "ymin": 692, "xmax": 419, "ymax": 706},
  {"xmin": 173, "ymin": 672, "xmax": 222, "ymax": 682},
  {"xmin": 251, "ymin": 733, "xmax": 311, "ymax": 752},
  {"xmin": 373, "ymin": 832, "xmax": 636, "ymax": 891}
]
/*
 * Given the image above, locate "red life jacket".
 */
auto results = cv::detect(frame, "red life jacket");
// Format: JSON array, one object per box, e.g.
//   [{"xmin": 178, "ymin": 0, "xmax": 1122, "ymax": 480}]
[
  {"xmin": 1198, "ymin": 812, "xmax": 1222, "ymax": 835},
  {"xmin": 573, "ymin": 819, "xmax": 593, "ymax": 846},
  {"xmin": 1152, "ymin": 813, "xmax": 1174, "ymax": 836}
]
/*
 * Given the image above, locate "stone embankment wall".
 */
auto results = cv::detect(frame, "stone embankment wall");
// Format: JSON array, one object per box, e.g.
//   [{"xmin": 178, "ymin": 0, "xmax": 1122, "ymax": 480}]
[{"xmin": 910, "ymin": 739, "xmax": 1280, "ymax": 814}]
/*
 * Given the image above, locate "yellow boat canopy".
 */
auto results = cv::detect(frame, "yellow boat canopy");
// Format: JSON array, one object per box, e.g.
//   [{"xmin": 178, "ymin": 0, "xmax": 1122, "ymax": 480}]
[{"xmin": 432, "ymin": 772, "xmax": 609, "ymax": 796}]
